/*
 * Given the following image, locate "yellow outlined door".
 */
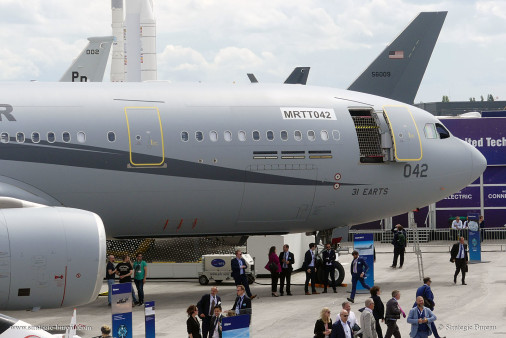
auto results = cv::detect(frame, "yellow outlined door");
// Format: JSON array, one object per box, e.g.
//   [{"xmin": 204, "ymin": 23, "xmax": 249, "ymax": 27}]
[
  {"xmin": 383, "ymin": 106, "xmax": 422, "ymax": 161},
  {"xmin": 125, "ymin": 107, "xmax": 165, "ymax": 166}
]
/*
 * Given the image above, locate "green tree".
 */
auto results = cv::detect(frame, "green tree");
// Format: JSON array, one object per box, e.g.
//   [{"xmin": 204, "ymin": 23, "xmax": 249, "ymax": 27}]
[
  {"xmin": 487, "ymin": 94, "xmax": 495, "ymax": 101},
  {"xmin": 469, "ymin": 97, "xmax": 476, "ymax": 102},
  {"xmin": 481, "ymin": 95, "xmax": 484, "ymax": 101},
  {"xmin": 442, "ymin": 95, "xmax": 450, "ymax": 102}
]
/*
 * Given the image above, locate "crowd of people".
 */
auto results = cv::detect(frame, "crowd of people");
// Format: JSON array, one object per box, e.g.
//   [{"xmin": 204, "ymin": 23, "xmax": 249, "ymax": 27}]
[
  {"xmin": 106, "ymin": 252, "xmax": 148, "ymax": 306},
  {"xmin": 103, "ymin": 230, "xmax": 470, "ymax": 337},
  {"xmin": 314, "ymin": 277, "xmax": 446, "ymax": 338}
]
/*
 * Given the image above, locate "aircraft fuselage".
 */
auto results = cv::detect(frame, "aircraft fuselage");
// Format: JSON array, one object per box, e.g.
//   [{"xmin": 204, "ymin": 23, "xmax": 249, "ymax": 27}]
[{"xmin": 0, "ymin": 82, "xmax": 486, "ymax": 238}]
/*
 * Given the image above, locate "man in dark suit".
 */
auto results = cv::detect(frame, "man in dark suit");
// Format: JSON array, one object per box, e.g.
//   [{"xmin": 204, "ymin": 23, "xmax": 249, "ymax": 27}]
[
  {"xmin": 322, "ymin": 243, "xmax": 337, "ymax": 293},
  {"xmin": 385, "ymin": 290, "xmax": 402, "ymax": 338},
  {"xmin": 302, "ymin": 243, "xmax": 319, "ymax": 295},
  {"xmin": 231, "ymin": 284, "xmax": 251, "ymax": 316},
  {"xmin": 279, "ymin": 244, "xmax": 294, "ymax": 296},
  {"xmin": 450, "ymin": 237, "xmax": 468, "ymax": 285},
  {"xmin": 198, "ymin": 286, "xmax": 222, "ymax": 338},
  {"xmin": 231, "ymin": 250, "xmax": 256, "ymax": 299},
  {"xmin": 330, "ymin": 309, "xmax": 354, "ymax": 338},
  {"xmin": 347, "ymin": 250, "xmax": 371, "ymax": 303}
]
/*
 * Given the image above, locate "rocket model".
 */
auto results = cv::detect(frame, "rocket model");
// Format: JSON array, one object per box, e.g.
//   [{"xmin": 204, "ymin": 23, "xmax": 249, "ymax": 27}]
[{"xmin": 110, "ymin": 0, "xmax": 157, "ymax": 82}]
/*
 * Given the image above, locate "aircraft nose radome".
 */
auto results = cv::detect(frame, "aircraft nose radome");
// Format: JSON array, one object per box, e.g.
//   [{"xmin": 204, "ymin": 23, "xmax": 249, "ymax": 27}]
[{"xmin": 470, "ymin": 144, "xmax": 487, "ymax": 181}]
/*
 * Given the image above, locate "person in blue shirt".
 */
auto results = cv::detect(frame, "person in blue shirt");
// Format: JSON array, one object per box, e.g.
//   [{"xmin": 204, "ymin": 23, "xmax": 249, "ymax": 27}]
[
  {"xmin": 407, "ymin": 296, "xmax": 437, "ymax": 338},
  {"xmin": 413, "ymin": 277, "xmax": 445, "ymax": 338}
]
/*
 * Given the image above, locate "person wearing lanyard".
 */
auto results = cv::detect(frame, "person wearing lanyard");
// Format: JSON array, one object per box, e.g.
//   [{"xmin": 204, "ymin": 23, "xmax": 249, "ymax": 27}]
[
  {"xmin": 407, "ymin": 296, "xmax": 437, "ymax": 338},
  {"xmin": 450, "ymin": 237, "xmax": 468, "ymax": 285},
  {"xmin": 231, "ymin": 285, "xmax": 251, "ymax": 316},
  {"xmin": 279, "ymin": 244, "xmax": 294, "ymax": 296},
  {"xmin": 197, "ymin": 287, "xmax": 221, "ymax": 338}
]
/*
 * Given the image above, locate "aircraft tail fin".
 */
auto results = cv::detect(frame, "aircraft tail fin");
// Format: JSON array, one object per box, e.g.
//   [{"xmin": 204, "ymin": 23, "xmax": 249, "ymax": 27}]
[
  {"xmin": 60, "ymin": 36, "xmax": 114, "ymax": 82},
  {"xmin": 284, "ymin": 67, "xmax": 310, "ymax": 85},
  {"xmin": 247, "ymin": 73, "xmax": 259, "ymax": 83},
  {"xmin": 347, "ymin": 11, "xmax": 447, "ymax": 104}
]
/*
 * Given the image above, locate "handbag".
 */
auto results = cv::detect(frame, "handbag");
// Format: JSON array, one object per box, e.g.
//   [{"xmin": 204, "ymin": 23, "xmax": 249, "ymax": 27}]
[
  {"xmin": 352, "ymin": 323, "xmax": 361, "ymax": 332},
  {"xmin": 268, "ymin": 261, "xmax": 277, "ymax": 272}
]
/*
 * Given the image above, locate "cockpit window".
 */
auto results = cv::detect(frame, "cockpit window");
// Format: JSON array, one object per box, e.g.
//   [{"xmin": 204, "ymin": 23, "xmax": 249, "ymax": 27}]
[
  {"xmin": 424, "ymin": 123, "xmax": 438, "ymax": 139},
  {"xmin": 435, "ymin": 123, "xmax": 450, "ymax": 139}
]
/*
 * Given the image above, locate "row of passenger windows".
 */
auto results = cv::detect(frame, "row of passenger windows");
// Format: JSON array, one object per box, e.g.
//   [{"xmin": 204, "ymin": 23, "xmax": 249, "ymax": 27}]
[
  {"xmin": 0, "ymin": 131, "xmax": 117, "ymax": 144},
  {"xmin": 181, "ymin": 130, "xmax": 341, "ymax": 142}
]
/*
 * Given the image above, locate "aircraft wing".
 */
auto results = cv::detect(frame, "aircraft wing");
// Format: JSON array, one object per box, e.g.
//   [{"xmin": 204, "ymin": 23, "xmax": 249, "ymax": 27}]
[{"xmin": 347, "ymin": 11, "xmax": 447, "ymax": 104}]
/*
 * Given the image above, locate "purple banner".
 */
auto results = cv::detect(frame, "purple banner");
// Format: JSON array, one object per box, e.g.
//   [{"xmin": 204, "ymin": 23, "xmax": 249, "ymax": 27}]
[
  {"xmin": 484, "ymin": 186, "xmax": 506, "ymax": 207},
  {"xmin": 436, "ymin": 186, "xmax": 480, "ymax": 208},
  {"xmin": 481, "ymin": 210, "xmax": 506, "ymax": 228},
  {"xmin": 442, "ymin": 118, "xmax": 506, "ymax": 165},
  {"xmin": 483, "ymin": 166, "xmax": 506, "ymax": 184},
  {"xmin": 435, "ymin": 210, "xmax": 480, "ymax": 229}
]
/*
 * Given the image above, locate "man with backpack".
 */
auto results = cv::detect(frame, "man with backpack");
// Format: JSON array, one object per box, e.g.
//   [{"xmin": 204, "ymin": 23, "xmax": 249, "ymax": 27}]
[{"xmin": 391, "ymin": 224, "xmax": 407, "ymax": 268}]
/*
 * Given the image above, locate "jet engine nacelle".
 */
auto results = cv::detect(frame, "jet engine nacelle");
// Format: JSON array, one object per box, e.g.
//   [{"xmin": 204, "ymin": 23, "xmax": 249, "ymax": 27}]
[{"xmin": 0, "ymin": 207, "xmax": 106, "ymax": 310}]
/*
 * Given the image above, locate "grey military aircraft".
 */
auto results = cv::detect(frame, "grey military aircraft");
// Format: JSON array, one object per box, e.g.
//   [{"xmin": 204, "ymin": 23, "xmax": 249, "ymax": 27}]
[
  {"xmin": 0, "ymin": 12, "xmax": 485, "ymax": 311},
  {"xmin": 59, "ymin": 36, "xmax": 114, "ymax": 82}
]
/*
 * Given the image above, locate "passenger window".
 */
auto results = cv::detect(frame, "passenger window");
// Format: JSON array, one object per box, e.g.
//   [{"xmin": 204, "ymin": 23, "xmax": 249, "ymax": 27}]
[
  {"xmin": 32, "ymin": 132, "xmax": 40, "ymax": 143},
  {"xmin": 209, "ymin": 131, "xmax": 218, "ymax": 142},
  {"xmin": 47, "ymin": 132, "xmax": 56, "ymax": 143},
  {"xmin": 224, "ymin": 131, "xmax": 232, "ymax": 142},
  {"xmin": 108, "ymin": 131, "xmax": 116, "ymax": 142},
  {"xmin": 16, "ymin": 132, "xmax": 25, "ymax": 143},
  {"xmin": 280, "ymin": 130, "xmax": 288, "ymax": 141},
  {"xmin": 238, "ymin": 130, "xmax": 246, "ymax": 141},
  {"xmin": 1, "ymin": 132, "xmax": 8, "ymax": 143},
  {"xmin": 77, "ymin": 131, "xmax": 86, "ymax": 143},
  {"xmin": 181, "ymin": 131, "xmax": 189, "ymax": 142},
  {"xmin": 252, "ymin": 131, "xmax": 260, "ymax": 141},
  {"xmin": 424, "ymin": 124, "xmax": 437, "ymax": 139},
  {"xmin": 62, "ymin": 132, "xmax": 71, "ymax": 143},
  {"xmin": 196, "ymin": 131, "xmax": 204, "ymax": 142},
  {"xmin": 307, "ymin": 130, "xmax": 315, "ymax": 141},
  {"xmin": 321, "ymin": 130, "xmax": 329, "ymax": 141},
  {"xmin": 332, "ymin": 130, "xmax": 341, "ymax": 141},
  {"xmin": 266, "ymin": 130, "xmax": 274, "ymax": 141},
  {"xmin": 294, "ymin": 130, "xmax": 302, "ymax": 141},
  {"xmin": 435, "ymin": 123, "xmax": 450, "ymax": 139}
]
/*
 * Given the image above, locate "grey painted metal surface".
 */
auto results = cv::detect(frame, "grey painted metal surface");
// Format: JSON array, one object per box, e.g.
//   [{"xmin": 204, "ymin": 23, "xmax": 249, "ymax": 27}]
[{"xmin": 0, "ymin": 81, "xmax": 485, "ymax": 240}]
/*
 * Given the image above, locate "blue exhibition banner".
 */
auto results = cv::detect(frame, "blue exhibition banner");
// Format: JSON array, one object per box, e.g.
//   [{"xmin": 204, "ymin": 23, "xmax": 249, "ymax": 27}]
[
  {"xmin": 353, "ymin": 233, "xmax": 374, "ymax": 291},
  {"xmin": 145, "ymin": 301, "xmax": 155, "ymax": 338},
  {"xmin": 222, "ymin": 314, "xmax": 251, "ymax": 338},
  {"xmin": 112, "ymin": 283, "xmax": 133, "ymax": 338},
  {"xmin": 469, "ymin": 230, "xmax": 481, "ymax": 261}
]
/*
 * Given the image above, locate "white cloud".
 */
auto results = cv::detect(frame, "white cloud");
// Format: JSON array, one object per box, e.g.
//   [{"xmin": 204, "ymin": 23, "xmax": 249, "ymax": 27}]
[{"xmin": 0, "ymin": 0, "xmax": 504, "ymax": 102}]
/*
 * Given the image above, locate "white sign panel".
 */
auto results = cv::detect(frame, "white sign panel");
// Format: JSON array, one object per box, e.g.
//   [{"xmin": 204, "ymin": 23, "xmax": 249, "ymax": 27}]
[{"xmin": 280, "ymin": 107, "xmax": 336, "ymax": 120}]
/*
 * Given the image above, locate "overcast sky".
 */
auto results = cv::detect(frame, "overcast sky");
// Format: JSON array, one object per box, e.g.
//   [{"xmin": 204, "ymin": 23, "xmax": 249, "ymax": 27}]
[{"xmin": 0, "ymin": 0, "xmax": 505, "ymax": 103}]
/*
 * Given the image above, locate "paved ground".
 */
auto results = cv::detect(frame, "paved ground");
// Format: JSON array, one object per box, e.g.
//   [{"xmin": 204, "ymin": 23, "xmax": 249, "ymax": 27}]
[{"xmin": 3, "ymin": 246, "xmax": 506, "ymax": 337}]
